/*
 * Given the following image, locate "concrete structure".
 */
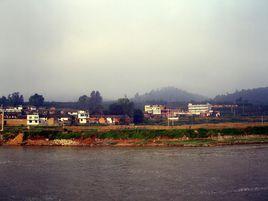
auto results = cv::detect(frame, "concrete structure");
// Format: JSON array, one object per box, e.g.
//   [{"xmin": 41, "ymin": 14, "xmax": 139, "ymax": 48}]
[
  {"xmin": 27, "ymin": 114, "xmax": 40, "ymax": 126},
  {"xmin": 77, "ymin": 111, "xmax": 89, "ymax": 124},
  {"xmin": 188, "ymin": 103, "xmax": 213, "ymax": 116},
  {"xmin": 144, "ymin": 105, "xmax": 165, "ymax": 115}
]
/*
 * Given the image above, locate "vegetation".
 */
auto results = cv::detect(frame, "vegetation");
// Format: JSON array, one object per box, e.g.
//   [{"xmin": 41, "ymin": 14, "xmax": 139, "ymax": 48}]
[
  {"xmin": 214, "ymin": 87, "xmax": 268, "ymax": 105},
  {"xmin": 1, "ymin": 126, "xmax": 268, "ymax": 146},
  {"xmin": 78, "ymin": 90, "xmax": 103, "ymax": 114},
  {"xmin": 132, "ymin": 87, "xmax": 206, "ymax": 103},
  {"xmin": 133, "ymin": 109, "xmax": 144, "ymax": 124},
  {"xmin": 29, "ymin": 93, "xmax": 45, "ymax": 107},
  {"xmin": 0, "ymin": 92, "xmax": 24, "ymax": 107},
  {"xmin": 109, "ymin": 97, "xmax": 134, "ymax": 116}
]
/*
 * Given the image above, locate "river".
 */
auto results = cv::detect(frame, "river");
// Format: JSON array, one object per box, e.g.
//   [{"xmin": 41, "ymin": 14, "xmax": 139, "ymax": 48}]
[{"xmin": 0, "ymin": 145, "xmax": 268, "ymax": 201}]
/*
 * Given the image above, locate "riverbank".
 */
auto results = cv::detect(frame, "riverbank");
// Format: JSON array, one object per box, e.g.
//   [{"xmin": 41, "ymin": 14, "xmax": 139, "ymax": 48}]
[{"xmin": 1, "ymin": 126, "xmax": 268, "ymax": 147}]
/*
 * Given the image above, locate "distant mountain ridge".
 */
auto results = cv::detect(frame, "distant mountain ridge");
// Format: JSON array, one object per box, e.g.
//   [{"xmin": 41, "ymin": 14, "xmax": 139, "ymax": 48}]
[
  {"xmin": 132, "ymin": 87, "xmax": 207, "ymax": 103},
  {"xmin": 214, "ymin": 87, "xmax": 268, "ymax": 105}
]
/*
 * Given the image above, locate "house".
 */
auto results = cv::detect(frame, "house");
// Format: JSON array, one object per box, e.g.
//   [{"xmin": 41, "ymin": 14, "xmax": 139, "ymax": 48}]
[
  {"xmin": 59, "ymin": 117, "xmax": 70, "ymax": 122},
  {"xmin": 47, "ymin": 117, "xmax": 58, "ymax": 126},
  {"xmin": 77, "ymin": 110, "xmax": 89, "ymax": 124},
  {"xmin": 98, "ymin": 117, "xmax": 106, "ymax": 124},
  {"xmin": 5, "ymin": 106, "xmax": 23, "ymax": 113},
  {"xmin": 106, "ymin": 117, "xmax": 113, "ymax": 124},
  {"xmin": 88, "ymin": 117, "xmax": 99, "ymax": 124},
  {"xmin": 39, "ymin": 117, "xmax": 48, "ymax": 126},
  {"xmin": 105, "ymin": 116, "xmax": 122, "ymax": 125},
  {"xmin": 27, "ymin": 114, "xmax": 40, "ymax": 126},
  {"xmin": 58, "ymin": 115, "xmax": 72, "ymax": 126},
  {"xmin": 4, "ymin": 119, "xmax": 27, "ymax": 127}
]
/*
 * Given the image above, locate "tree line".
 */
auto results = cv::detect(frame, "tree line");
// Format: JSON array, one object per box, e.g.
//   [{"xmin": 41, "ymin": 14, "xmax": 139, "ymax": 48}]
[
  {"xmin": 0, "ymin": 92, "xmax": 44, "ymax": 107},
  {"xmin": 77, "ymin": 92, "xmax": 143, "ymax": 123}
]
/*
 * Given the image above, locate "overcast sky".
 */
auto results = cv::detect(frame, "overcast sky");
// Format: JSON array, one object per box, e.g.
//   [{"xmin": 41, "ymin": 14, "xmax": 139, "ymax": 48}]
[{"xmin": 0, "ymin": 0, "xmax": 267, "ymax": 101}]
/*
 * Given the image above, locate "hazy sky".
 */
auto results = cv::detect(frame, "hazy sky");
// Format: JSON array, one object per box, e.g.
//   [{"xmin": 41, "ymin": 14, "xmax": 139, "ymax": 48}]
[{"xmin": 0, "ymin": 0, "xmax": 268, "ymax": 101}]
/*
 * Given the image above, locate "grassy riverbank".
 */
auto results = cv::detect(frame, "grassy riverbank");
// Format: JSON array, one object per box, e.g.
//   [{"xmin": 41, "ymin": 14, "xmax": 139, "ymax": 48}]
[{"xmin": 1, "ymin": 125, "xmax": 268, "ymax": 147}]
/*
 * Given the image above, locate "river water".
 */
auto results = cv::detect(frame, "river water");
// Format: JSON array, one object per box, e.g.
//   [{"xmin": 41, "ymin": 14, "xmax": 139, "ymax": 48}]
[{"xmin": 0, "ymin": 145, "xmax": 267, "ymax": 201}]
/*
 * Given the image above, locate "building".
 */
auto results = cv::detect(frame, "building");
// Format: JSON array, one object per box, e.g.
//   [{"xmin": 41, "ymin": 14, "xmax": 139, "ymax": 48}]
[
  {"xmin": 4, "ymin": 119, "xmax": 27, "ymax": 127},
  {"xmin": 39, "ymin": 117, "xmax": 48, "ymax": 126},
  {"xmin": 5, "ymin": 106, "xmax": 23, "ymax": 113},
  {"xmin": 144, "ymin": 105, "xmax": 165, "ymax": 115},
  {"xmin": 188, "ymin": 103, "xmax": 213, "ymax": 116},
  {"xmin": 47, "ymin": 117, "xmax": 58, "ymax": 126},
  {"xmin": 27, "ymin": 114, "xmax": 40, "ymax": 126},
  {"xmin": 77, "ymin": 110, "xmax": 89, "ymax": 124}
]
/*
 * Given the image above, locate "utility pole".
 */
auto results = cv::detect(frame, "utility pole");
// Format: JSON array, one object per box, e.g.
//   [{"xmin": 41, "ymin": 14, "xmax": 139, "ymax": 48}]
[
  {"xmin": 167, "ymin": 109, "xmax": 170, "ymax": 127},
  {"xmin": 0, "ymin": 106, "xmax": 4, "ymax": 132}
]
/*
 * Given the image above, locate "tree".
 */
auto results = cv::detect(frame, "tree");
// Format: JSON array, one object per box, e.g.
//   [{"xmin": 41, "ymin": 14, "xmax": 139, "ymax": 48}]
[
  {"xmin": 133, "ymin": 109, "xmax": 144, "ymax": 124},
  {"xmin": 77, "ymin": 90, "xmax": 103, "ymax": 114},
  {"xmin": 29, "ymin": 93, "xmax": 45, "ymax": 107},
  {"xmin": 78, "ymin": 95, "xmax": 89, "ymax": 110},
  {"xmin": 0, "ymin": 96, "xmax": 8, "ymax": 107},
  {"xmin": 89, "ymin": 91, "xmax": 103, "ymax": 114},
  {"xmin": 8, "ymin": 92, "xmax": 24, "ymax": 106},
  {"xmin": 109, "ymin": 98, "xmax": 134, "ymax": 116}
]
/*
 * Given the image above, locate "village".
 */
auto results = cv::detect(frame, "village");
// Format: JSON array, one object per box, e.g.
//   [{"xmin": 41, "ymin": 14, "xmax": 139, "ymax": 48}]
[{"xmin": 0, "ymin": 102, "xmax": 239, "ymax": 129}]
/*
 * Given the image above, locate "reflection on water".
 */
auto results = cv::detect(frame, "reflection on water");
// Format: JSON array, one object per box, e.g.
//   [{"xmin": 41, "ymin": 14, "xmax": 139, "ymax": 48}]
[{"xmin": 0, "ymin": 145, "xmax": 268, "ymax": 201}]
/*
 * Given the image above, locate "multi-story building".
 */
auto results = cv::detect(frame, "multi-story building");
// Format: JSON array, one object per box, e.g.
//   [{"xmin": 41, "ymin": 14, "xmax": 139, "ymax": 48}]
[
  {"xmin": 77, "ymin": 110, "xmax": 89, "ymax": 124},
  {"xmin": 188, "ymin": 103, "xmax": 213, "ymax": 116},
  {"xmin": 27, "ymin": 114, "xmax": 40, "ymax": 126},
  {"xmin": 144, "ymin": 105, "xmax": 165, "ymax": 115}
]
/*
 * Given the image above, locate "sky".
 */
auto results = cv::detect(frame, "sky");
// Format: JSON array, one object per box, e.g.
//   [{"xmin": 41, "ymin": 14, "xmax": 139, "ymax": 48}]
[{"xmin": 0, "ymin": 0, "xmax": 268, "ymax": 101}]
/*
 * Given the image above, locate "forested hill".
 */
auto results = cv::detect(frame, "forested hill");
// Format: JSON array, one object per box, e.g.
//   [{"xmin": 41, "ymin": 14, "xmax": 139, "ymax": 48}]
[
  {"xmin": 132, "ymin": 87, "xmax": 207, "ymax": 103},
  {"xmin": 214, "ymin": 87, "xmax": 268, "ymax": 105}
]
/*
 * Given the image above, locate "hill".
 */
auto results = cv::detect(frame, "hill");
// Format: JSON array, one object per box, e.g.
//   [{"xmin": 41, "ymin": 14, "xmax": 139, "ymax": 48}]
[
  {"xmin": 214, "ymin": 87, "xmax": 268, "ymax": 105},
  {"xmin": 132, "ymin": 87, "xmax": 207, "ymax": 103}
]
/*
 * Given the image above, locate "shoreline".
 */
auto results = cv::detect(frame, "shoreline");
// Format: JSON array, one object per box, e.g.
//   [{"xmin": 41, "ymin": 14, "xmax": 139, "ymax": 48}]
[
  {"xmin": 1, "ymin": 125, "xmax": 268, "ymax": 148},
  {"xmin": 1, "ymin": 135, "xmax": 268, "ymax": 148}
]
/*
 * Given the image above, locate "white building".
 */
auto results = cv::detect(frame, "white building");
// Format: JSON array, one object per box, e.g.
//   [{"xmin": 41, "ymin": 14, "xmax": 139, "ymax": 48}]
[
  {"xmin": 5, "ymin": 106, "xmax": 23, "ymax": 113},
  {"xmin": 77, "ymin": 110, "xmax": 89, "ymax": 124},
  {"xmin": 59, "ymin": 117, "xmax": 70, "ymax": 122},
  {"xmin": 68, "ymin": 111, "xmax": 78, "ymax": 116},
  {"xmin": 188, "ymin": 103, "xmax": 213, "ymax": 116},
  {"xmin": 144, "ymin": 105, "xmax": 164, "ymax": 115},
  {"xmin": 27, "ymin": 114, "xmax": 40, "ymax": 126},
  {"xmin": 106, "ymin": 117, "xmax": 113, "ymax": 124}
]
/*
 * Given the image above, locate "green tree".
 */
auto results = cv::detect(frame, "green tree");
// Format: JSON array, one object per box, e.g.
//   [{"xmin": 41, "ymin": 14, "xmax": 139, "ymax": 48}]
[
  {"xmin": 89, "ymin": 91, "xmax": 103, "ymax": 114},
  {"xmin": 77, "ymin": 90, "xmax": 103, "ymax": 114},
  {"xmin": 78, "ymin": 95, "xmax": 89, "ymax": 110},
  {"xmin": 133, "ymin": 109, "xmax": 144, "ymax": 124},
  {"xmin": 8, "ymin": 92, "xmax": 24, "ymax": 106},
  {"xmin": 0, "ymin": 96, "xmax": 8, "ymax": 106},
  {"xmin": 109, "ymin": 98, "xmax": 134, "ymax": 116},
  {"xmin": 29, "ymin": 93, "xmax": 45, "ymax": 107}
]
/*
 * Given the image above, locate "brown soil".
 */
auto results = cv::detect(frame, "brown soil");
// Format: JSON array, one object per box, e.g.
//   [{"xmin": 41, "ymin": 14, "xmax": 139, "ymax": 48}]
[{"xmin": 5, "ymin": 133, "xmax": 24, "ymax": 145}]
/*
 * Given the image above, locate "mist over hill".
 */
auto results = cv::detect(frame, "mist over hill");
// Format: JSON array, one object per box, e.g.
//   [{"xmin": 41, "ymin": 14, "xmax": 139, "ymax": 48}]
[
  {"xmin": 132, "ymin": 87, "xmax": 207, "ymax": 103},
  {"xmin": 214, "ymin": 87, "xmax": 268, "ymax": 105}
]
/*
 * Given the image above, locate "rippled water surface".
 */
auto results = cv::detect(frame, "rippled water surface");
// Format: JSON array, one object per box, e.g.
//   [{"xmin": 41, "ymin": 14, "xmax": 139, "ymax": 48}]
[{"xmin": 0, "ymin": 145, "xmax": 268, "ymax": 201}]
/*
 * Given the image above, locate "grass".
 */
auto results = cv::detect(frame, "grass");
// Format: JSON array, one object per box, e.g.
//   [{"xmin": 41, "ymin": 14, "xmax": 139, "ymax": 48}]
[{"xmin": 2, "ymin": 126, "xmax": 268, "ymax": 142}]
